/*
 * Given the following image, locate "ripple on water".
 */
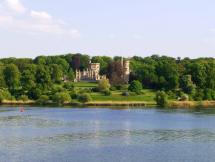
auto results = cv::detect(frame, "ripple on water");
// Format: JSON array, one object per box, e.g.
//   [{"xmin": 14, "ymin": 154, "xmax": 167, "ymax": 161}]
[{"xmin": 1, "ymin": 129, "xmax": 215, "ymax": 148}]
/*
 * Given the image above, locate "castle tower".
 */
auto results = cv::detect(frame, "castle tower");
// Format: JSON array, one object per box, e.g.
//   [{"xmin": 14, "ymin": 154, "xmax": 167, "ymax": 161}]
[{"xmin": 123, "ymin": 59, "xmax": 130, "ymax": 83}]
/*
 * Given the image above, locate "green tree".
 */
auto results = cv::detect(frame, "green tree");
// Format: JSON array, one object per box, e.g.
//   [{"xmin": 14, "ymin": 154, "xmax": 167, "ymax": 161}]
[
  {"xmin": 21, "ymin": 69, "xmax": 36, "ymax": 92},
  {"xmin": 35, "ymin": 65, "xmax": 51, "ymax": 89},
  {"xmin": 155, "ymin": 91, "xmax": 168, "ymax": 107},
  {"xmin": 128, "ymin": 80, "xmax": 143, "ymax": 94},
  {"xmin": 78, "ymin": 93, "xmax": 92, "ymax": 103},
  {"xmin": 3, "ymin": 64, "xmax": 20, "ymax": 91},
  {"xmin": 67, "ymin": 68, "xmax": 75, "ymax": 81},
  {"xmin": 98, "ymin": 78, "xmax": 111, "ymax": 92},
  {"xmin": 50, "ymin": 64, "xmax": 63, "ymax": 83},
  {"xmin": 0, "ymin": 65, "xmax": 6, "ymax": 88},
  {"xmin": 91, "ymin": 56, "xmax": 112, "ymax": 75},
  {"xmin": 53, "ymin": 92, "xmax": 71, "ymax": 105},
  {"xmin": 37, "ymin": 95, "xmax": 50, "ymax": 105},
  {"xmin": 18, "ymin": 95, "xmax": 29, "ymax": 101},
  {"xmin": 0, "ymin": 94, "xmax": 3, "ymax": 103},
  {"xmin": 180, "ymin": 75, "xmax": 196, "ymax": 95}
]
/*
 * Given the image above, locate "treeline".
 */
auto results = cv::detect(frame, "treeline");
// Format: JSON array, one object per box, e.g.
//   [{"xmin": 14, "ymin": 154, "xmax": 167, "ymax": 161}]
[
  {"xmin": 0, "ymin": 53, "xmax": 215, "ymax": 103},
  {"xmin": 130, "ymin": 55, "xmax": 215, "ymax": 101}
]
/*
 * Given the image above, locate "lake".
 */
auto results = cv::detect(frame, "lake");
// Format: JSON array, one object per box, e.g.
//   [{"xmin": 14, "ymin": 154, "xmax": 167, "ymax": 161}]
[{"xmin": 1, "ymin": 107, "xmax": 215, "ymax": 162}]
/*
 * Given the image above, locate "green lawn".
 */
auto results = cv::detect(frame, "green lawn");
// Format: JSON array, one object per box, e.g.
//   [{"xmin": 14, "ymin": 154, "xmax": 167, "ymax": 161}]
[
  {"xmin": 73, "ymin": 82, "xmax": 156, "ymax": 102},
  {"xmin": 90, "ymin": 89, "xmax": 156, "ymax": 102},
  {"xmin": 73, "ymin": 82, "xmax": 98, "ymax": 88}
]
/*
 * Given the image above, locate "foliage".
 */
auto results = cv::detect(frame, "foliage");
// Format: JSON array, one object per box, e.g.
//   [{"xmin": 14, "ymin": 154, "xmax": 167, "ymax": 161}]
[
  {"xmin": 27, "ymin": 88, "xmax": 42, "ymax": 100},
  {"xmin": 53, "ymin": 92, "xmax": 71, "ymax": 105},
  {"xmin": 36, "ymin": 95, "xmax": 50, "ymax": 105},
  {"xmin": 98, "ymin": 78, "xmax": 110, "ymax": 92},
  {"xmin": 50, "ymin": 64, "xmax": 63, "ymax": 83},
  {"xmin": 3, "ymin": 64, "xmax": 20, "ymax": 90},
  {"xmin": 128, "ymin": 80, "xmax": 143, "ymax": 94},
  {"xmin": 180, "ymin": 75, "xmax": 196, "ymax": 95},
  {"xmin": 0, "ymin": 54, "xmax": 215, "ymax": 104},
  {"xmin": 107, "ymin": 61, "xmax": 125, "ymax": 85},
  {"xmin": 0, "ymin": 94, "xmax": 3, "ymax": 103},
  {"xmin": 103, "ymin": 89, "xmax": 111, "ymax": 96},
  {"xmin": 18, "ymin": 95, "xmax": 29, "ymax": 101},
  {"xmin": 63, "ymin": 82, "xmax": 74, "ymax": 91},
  {"xmin": 122, "ymin": 92, "xmax": 130, "ymax": 96},
  {"xmin": 179, "ymin": 93, "xmax": 189, "ymax": 101},
  {"xmin": 0, "ymin": 88, "xmax": 12, "ymax": 100},
  {"xmin": 155, "ymin": 91, "xmax": 169, "ymax": 107},
  {"xmin": 78, "ymin": 93, "xmax": 92, "ymax": 103}
]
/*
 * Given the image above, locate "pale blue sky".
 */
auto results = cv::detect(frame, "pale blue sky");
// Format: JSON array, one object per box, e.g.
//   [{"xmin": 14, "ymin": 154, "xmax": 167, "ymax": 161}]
[{"xmin": 0, "ymin": 0, "xmax": 215, "ymax": 58}]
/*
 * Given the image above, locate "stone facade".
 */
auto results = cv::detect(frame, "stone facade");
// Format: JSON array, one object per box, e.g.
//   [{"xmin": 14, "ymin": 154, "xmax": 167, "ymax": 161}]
[
  {"xmin": 75, "ymin": 58, "xmax": 130, "ymax": 83},
  {"xmin": 121, "ymin": 58, "xmax": 130, "ymax": 83},
  {"xmin": 75, "ymin": 63, "xmax": 106, "ymax": 82}
]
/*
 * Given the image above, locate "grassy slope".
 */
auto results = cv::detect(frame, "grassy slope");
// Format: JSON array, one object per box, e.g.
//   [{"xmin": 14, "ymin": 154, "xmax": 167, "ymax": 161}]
[
  {"xmin": 74, "ymin": 82, "xmax": 156, "ymax": 103},
  {"xmin": 73, "ymin": 82, "xmax": 98, "ymax": 88}
]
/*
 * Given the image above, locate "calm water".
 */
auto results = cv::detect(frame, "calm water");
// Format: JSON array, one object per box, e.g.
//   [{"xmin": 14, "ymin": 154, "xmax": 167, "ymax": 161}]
[{"xmin": 1, "ymin": 107, "xmax": 215, "ymax": 162}]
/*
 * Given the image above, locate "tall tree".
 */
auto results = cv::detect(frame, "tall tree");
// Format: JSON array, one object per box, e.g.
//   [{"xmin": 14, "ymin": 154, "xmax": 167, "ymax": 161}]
[
  {"xmin": 50, "ymin": 64, "xmax": 63, "ymax": 83},
  {"xmin": 3, "ymin": 64, "xmax": 20, "ymax": 90},
  {"xmin": 107, "ymin": 61, "xmax": 125, "ymax": 85}
]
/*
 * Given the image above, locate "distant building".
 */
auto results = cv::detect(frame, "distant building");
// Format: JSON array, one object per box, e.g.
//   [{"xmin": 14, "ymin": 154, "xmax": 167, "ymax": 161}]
[
  {"xmin": 121, "ymin": 58, "xmax": 130, "ymax": 83},
  {"xmin": 74, "ymin": 62, "xmax": 106, "ymax": 82},
  {"xmin": 74, "ymin": 58, "xmax": 130, "ymax": 83}
]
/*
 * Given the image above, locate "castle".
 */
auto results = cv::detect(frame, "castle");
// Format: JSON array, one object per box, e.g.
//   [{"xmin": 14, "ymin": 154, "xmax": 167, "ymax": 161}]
[
  {"xmin": 121, "ymin": 58, "xmax": 130, "ymax": 83},
  {"xmin": 75, "ymin": 58, "xmax": 130, "ymax": 83}
]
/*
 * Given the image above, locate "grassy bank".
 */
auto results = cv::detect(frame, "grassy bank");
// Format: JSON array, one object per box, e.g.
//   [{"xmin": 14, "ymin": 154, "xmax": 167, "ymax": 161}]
[
  {"xmin": 1, "ymin": 100, "xmax": 215, "ymax": 108},
  {"xmin": 169, "ymin": 101, "xmax": 215, "ymax": 108},
  {"xmin": 1, "ymin": 82, "xmax": 215, "ymax": 108}
]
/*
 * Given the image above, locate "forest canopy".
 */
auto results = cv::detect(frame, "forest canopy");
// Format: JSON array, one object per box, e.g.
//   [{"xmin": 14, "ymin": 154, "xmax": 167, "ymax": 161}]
[{"xmin": 0, "ymin": 53, "xmax": 215, "ymax": 102}]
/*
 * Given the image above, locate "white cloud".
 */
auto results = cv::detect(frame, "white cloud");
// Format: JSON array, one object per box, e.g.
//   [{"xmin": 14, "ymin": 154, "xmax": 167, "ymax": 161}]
[
  {"xmin": 30, "ymin": 10, "xmax": 52, "ymax": 20},
  {"xmin": 0, "ymin": 0, "xmax": 80, "ymax": 38},
  {"xmin": 5, "ymin": 0, "xmax": 26, "ymax": 13}
]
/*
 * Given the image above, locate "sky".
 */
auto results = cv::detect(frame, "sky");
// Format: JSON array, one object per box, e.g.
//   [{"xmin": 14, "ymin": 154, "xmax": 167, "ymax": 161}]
[{"xmin": 0, "ymin": 0, "xmax": 215, "ymax": 58}]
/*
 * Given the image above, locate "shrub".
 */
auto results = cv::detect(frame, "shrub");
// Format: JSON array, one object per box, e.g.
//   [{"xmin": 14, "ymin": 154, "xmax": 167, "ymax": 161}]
[
  {"xmin": 69, "ymin": 91, "xmax": 78, "ymax": 99},
  {"xmin": 78, "ymin": 93, "xmax": 92, "ymax": 103},
  {"xmin": 103, "ymin": 89, "xmax": 111, "ymax": 96},
  {"xmin": 98, "ymin": 78, "xmax": 110, "ymax": 92},
  {"xmin": 37, "ymin": 95, "xmax": 49, "ymax": 105},
  {"xmin": 180, "ymin": 93, "xmax": 189, "ymax": 101},
  {"xmin": 79, "ymin": 88, "xmax": 92, "ymax": 94},
  {"xmin": 91, "ymin": 87, "xmax": 99, "ymax": 92},
  {"xmin": 155, "ymin": 91, "xmax": 168, "ymax": 107},
  {"xmin": 128, "ymin": 80, "xmax": 143, "ymax": 94},
  {"xmin": 110, "ymin": 86, "xmax": 117, "ymax": 91},
  {"xmin": 53, "ymin": 92, "xmax": 71, "ymax": 105},
  {"xmin": 63, "ymin": 82, "xmax": 74, "ymax": 91},
  {"xmin": 28, "ymin": 88, "xmax": 42, "ymax": 100},
  {"xmin": 18, "ymin": 95, "xmax": 29, "ymax": 102},
  {"xmin": 122, "ymin": 92, "xmax": 130, "ymax": 96},
  {"xmin": 0, "ymin": 88, "xmax": 11, "ymax": 100},
  {"xmin": 0, "ymin": 94, "xmax": 4, "ymax": 103},
  {"xmin": 194, "ymin": 88, "xmax": 204, "ymax": 101},
  {"xmin": 114, "ymin": 84, "xmax": 128, "ymax": 90},
  {"xmin": 203, "ymin": 89, "xmax": 215, "ymax": 101},
  {"xmin": 167, "ymin": 91, "xmax": 177, "ymax": 100},
  {"xmin": 51, "ymin": 85, "xmax": 64, "ymax": 93}
]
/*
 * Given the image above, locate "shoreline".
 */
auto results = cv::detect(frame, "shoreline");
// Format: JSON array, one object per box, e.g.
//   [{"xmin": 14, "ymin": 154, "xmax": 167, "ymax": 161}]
[{"xmin": 1, "ymin": 100, "xmax": 215, "ymax": 108}]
